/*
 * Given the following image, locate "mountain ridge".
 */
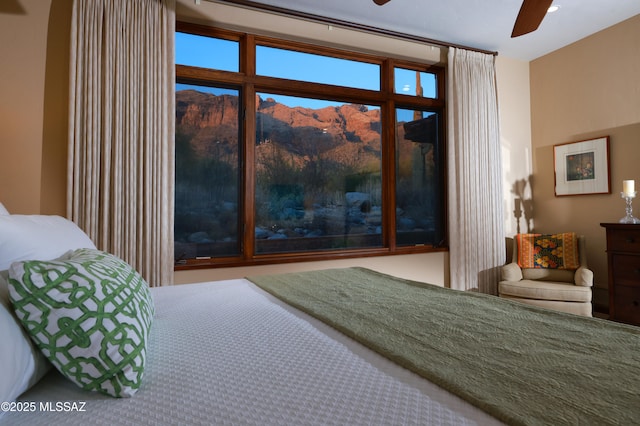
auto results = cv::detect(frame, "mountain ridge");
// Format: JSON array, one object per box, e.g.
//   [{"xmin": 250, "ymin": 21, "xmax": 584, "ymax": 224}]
[{"xmin": 176, "ymin": 89, "xmax": 383, "ymax": 168}]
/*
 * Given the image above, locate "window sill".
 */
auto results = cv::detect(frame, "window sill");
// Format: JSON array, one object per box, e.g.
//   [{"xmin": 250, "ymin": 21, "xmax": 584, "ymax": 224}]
[{"xmin": 174, "ymin": 245, "xmax": 448, "ymax": 271}]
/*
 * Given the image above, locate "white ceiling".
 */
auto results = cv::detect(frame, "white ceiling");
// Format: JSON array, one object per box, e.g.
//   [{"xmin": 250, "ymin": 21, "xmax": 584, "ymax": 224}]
[{"xmin": 239, "ymin": 0, "xmax": 640, "ymax": 60}]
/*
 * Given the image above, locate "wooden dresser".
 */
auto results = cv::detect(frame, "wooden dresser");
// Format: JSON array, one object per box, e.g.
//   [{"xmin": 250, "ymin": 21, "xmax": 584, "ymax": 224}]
[{"xmin": 600, "ymin": 223, "xmax": 640, "ymax": 326}]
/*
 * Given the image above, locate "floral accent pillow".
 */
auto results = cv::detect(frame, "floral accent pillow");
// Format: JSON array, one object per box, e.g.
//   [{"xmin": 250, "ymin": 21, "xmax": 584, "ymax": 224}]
[
  {"xmin": 516, "ymin": 233, "xmax": 580, "ymax": 270},
  {"xmin": 8, "ymin": 249, "xmax": 154, "ymax": 397}
]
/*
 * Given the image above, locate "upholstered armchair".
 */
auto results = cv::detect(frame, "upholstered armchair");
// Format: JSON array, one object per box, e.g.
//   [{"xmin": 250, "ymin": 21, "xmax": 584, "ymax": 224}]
[{"xmin": 498, "ymin": 233, "xmax": 593, "ymax": 317}]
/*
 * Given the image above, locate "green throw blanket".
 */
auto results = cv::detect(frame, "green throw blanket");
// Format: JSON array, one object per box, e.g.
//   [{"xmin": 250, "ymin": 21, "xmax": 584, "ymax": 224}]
[{"xmin": 247, "ymin": 267, "xmax": 640, "ymax": 426}]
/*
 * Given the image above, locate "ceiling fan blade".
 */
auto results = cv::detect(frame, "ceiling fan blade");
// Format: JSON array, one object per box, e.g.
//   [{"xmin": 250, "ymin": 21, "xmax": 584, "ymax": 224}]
[
  {"xmin": 373, "ymin": 0, "xmax": 391, "ymax": 5},
  {"xmin": 511, "ymin": 0, "xmax": 554, "ymax": 37}
]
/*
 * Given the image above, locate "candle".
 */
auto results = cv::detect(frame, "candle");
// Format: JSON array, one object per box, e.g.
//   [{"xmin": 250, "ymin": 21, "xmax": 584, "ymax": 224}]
[{"xmin": 623, "ymin": 180, "xmax": 635, "ymax": 196}]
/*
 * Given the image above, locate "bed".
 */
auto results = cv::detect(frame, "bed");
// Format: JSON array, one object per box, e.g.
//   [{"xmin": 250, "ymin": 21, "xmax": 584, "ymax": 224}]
[{"xmin": 1, "ymin": 211, "xmax": 639, "ymax": 426}]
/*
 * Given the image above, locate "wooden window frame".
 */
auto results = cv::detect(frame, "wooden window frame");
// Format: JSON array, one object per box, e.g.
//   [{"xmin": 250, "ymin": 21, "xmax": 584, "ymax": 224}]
[{"xmin": 175, "ymin": 22, "xmax": 447, "ymax": 271}]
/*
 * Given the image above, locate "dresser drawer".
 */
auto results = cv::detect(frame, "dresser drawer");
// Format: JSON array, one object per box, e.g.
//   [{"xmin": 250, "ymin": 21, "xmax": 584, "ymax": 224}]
[
  {"xmin": 612, "ymin": 285, "xmax": 640, "ymax": 326},
  {"xmin": 606, "ymin": 228, "xmax": 640, "ymax": 252},
  {"xmin": 611, "ymin": 255, "xmax": 640, "ymax": 287}
]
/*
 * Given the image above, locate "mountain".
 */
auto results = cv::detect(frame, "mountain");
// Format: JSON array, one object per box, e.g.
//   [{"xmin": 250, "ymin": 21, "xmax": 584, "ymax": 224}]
[
  {"xmin": 176, "ymin": 89, "xmax": 383, "ymax": 169},
  {"xmin": 176, "ymin": 90, "xmax": 241, "ymax": 161}
]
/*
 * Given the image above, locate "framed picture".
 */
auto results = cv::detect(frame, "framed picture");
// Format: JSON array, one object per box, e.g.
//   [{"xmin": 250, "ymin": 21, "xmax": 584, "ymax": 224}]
[{"xmin": 553, "ymin": 136, "xmax": 610, "ymax": 196}]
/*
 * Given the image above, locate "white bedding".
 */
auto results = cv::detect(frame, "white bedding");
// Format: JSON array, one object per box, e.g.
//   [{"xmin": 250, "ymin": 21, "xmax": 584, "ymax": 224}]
[{"xmin": 1, "ymin": 279, "xmax": 503, "ymax": 426}]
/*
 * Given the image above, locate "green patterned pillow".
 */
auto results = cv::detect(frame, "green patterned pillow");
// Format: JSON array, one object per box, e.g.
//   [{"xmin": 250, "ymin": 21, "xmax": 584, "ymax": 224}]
[{"xmin": 7, "ymin": 248, "xmax": 154, "ymax": 397}]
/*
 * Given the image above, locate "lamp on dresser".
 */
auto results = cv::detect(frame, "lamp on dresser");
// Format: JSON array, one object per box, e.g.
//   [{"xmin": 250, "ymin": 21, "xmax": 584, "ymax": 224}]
[{"xmin": 600, "ymin": 223, "xmax": 640, "ymax": 326}]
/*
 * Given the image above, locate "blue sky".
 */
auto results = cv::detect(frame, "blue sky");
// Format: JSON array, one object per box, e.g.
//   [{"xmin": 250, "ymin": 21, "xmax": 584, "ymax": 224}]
[{"xmin": 175, "ymin": 31, "xmax": 436, "ymax": 120}]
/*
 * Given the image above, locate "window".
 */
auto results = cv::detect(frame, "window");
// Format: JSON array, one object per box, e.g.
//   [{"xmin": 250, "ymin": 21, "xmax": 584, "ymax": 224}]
[
  {"xmin": 175, "ymin": 84, "xmax": 241, "ymax": 259},
  {"xmin": 256, "ymin": 45, "xmax": 380, "ymax": 90},
  {"xmin": 394, "ymin": 68, "xmax": 437, "ymax": 98},
  {"xmin": 175, "ymin": 32, "xmax": 238, "ymax": 71},
  {"xmin": 395, "ymin": 109, "xmax": 443, "ymax": 246},
  {"xmin": 254, "ymin": 93, "xmax": 382, "ymax": 254},
  {"xmin": 175, "ymin": 23, "xmax": 446, "ymax": 268}
]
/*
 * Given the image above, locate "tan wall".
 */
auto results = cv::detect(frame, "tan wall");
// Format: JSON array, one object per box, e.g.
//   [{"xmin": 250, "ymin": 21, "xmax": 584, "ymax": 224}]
[
  {"xmin": 175, "ymin": 252, "xmax": 449, "ymax": 285},
  {"xmin": 496, "ymin": 56, "xmax": 533, "ymax": 237},
  {"xmin": 0, "ymin": 1, "xmax": 532, "ymax": 288},
  {"xmin": 175, "ymin": 0, "xmax": 444, "ymax": 64},
  {"xmin": 530, "ymin": 14, "xmax": 640, "ymax": 311},
  {"xmin": 0, "ymin": 0, "xmax": 70, "ymax": 215},
  {"xmin": 1, "ymin": 0, "xmax": 48, "ymax": 214}
]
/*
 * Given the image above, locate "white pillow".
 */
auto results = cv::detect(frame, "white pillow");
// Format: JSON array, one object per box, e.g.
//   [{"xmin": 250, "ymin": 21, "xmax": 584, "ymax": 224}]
[
  {"xmin": 0, "ymin": 203, "xmax": 8, "ymax": 215},
  {"xmin": 0, "ymin": 215, "xmax": 95, "ymax": 405},
  {"xmin": 0, "ymin": 270, "xmax": 51, "ymax": 406},
  {"xmin": 0, "ymin": 215, "xmax": 96, "ymax": 271}
]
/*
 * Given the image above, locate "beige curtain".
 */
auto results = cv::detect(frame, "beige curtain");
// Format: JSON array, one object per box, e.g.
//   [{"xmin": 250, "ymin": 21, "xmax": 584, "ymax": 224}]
[
  {"xmin": 68, "ymin": 0, "xmax": 175, "ymax": 286},
  {"xmin": 447, "ymin": 47, "xmax": 505, "ymax": 294}
]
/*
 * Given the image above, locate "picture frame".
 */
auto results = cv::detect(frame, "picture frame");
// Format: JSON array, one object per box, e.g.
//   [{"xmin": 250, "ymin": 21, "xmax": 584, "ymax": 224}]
[{"xmin": 553, "ymin": 136, "xmax": 610, "ymax": 196}]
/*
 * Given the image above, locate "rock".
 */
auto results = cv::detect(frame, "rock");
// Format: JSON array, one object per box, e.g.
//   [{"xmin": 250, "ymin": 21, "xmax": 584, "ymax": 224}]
[
  {"xmin": 255, "ymin": 227, "xmax": 271, "ymax": 239},
  {"xmin": 345, "ymin": 192, "xmax": 370, "ymax": 206},
  {"xmin": 188, "ymin": 231, "xmax": 211, "ymax": 243},
  {"xmin": 268, "ymin": 233, "xmax": 288, "ymax": 240}
]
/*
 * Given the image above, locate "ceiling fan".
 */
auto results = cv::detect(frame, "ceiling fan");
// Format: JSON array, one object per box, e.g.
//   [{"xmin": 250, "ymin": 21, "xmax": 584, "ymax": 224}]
[
  {"xmin": 372, "ymin": 0, "xmax": 554, "ymax": 38},
  {"xmin": 511, "ymin": 0, "xmax": 554, "ymax": 37}
]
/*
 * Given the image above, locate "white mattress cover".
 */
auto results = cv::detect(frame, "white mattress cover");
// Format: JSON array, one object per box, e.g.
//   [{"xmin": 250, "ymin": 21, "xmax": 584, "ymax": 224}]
[{"xmin": 2, "ymin": 279, "xmax": 504, "ymax": 426}]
